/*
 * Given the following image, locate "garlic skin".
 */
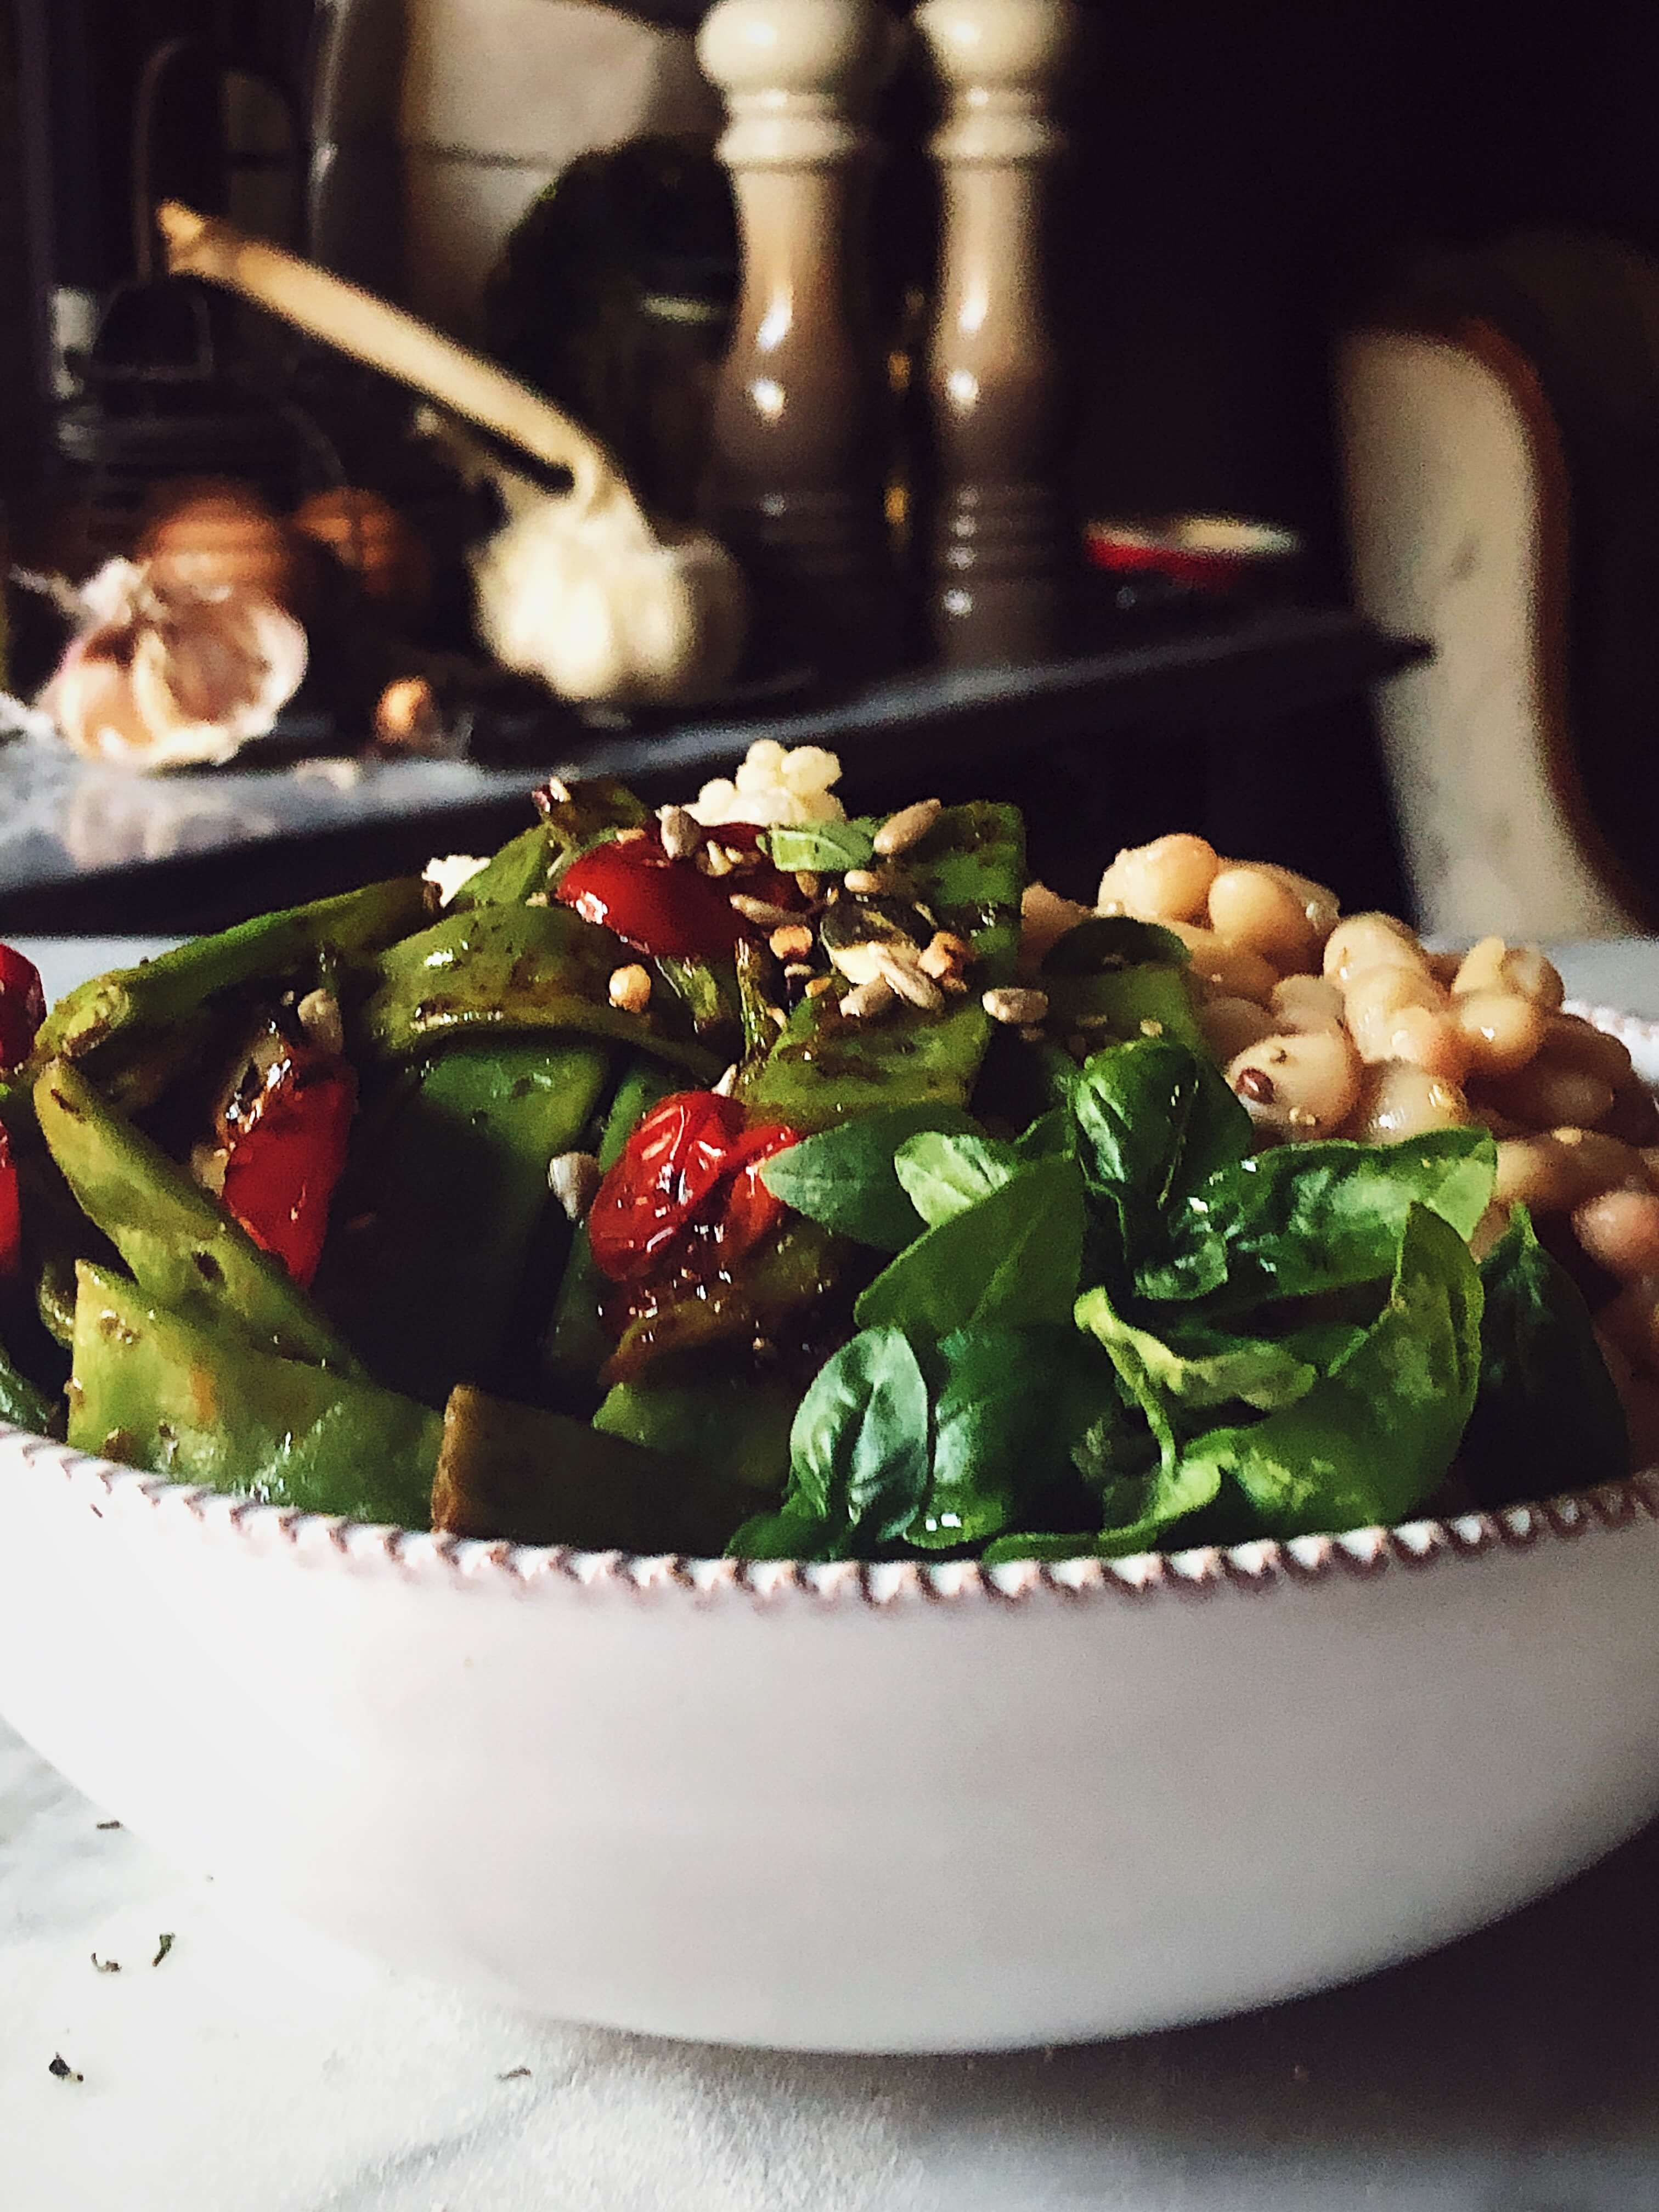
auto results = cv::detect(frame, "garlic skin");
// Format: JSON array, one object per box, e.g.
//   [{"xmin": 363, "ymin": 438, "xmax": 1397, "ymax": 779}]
[
  {"xmin": 40, "ymin": 560, "xmax": 308, "ymax": 772},
  {"xmin": 688, "ymin": 738, "xmax": 847, "ymax": 829}
]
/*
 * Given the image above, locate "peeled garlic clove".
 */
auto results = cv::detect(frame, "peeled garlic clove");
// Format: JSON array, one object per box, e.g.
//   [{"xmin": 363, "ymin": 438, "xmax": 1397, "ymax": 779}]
[{"xmin": 40, "ymin": 562, "xmax": 308, "ymax": 772}]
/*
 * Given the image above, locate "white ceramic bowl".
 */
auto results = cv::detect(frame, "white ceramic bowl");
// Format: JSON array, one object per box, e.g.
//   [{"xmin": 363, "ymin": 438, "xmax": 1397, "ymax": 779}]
[{"xmin": 2, "ymin": 1004, "xmax": 1658, "ymax": 2055}]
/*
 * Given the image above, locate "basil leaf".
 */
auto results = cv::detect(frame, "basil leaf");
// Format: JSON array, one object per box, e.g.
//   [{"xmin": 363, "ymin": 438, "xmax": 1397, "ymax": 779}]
[
  {"xmin": 855, "ymin": 1153, "xmax": 1088, "ymax": 1336},
  {"xmin": 1042, "ymin": 916, "xmax": 1190, "ymax": 973},
  {"xmin": 760, "ymin": 819, "xmax": 882, "ymax": 873},
  {"xmin": 751, "ymin": 1326, "xmax": 932, "ymax": 1559},
  {"xmin": 1183, "ymin": 1205, "xmax": 1484, "ymax": 1538},
  {"xmin": 894, "ymin": 1132, "xmax": 1022, "ymax": 1229},
  {"xmin": 1075, "ymin": 1289, "xmax": 1324, "ymax": 1415},
  {"xmin": 759, "ymin": 1104, "xmax": 978, "ymax": 1251},
  {"xmin": 909, "ymin": 1324, "xmax": 1117, "ymax": 1551},
  {"xmin": 1459, "ymin": 1206, "xmax": 1628, "ymax": 1508},
  {"xmin": 1150, "ymin": 1126, "xmax": 1497, "ymax": 1312}
]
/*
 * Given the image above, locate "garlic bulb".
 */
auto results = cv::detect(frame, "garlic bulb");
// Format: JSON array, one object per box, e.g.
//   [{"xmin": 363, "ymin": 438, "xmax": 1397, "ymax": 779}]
[
  {"xmin": 40, "ymin": 560, "xmax": 308, "ymax": 772},
  {"xmin": 688, "ymin": 738, "xmax": 847, "ymax": 829}
]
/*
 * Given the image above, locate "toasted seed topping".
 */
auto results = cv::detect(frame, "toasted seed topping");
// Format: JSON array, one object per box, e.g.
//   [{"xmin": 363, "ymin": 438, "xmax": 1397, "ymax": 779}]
[
  {"xmin": 874, "ymin": 797, "xmax": 943, "ymax": 857},
  {"xmin": 548, "ymin": 1150, "xmax": 602, "ymax": 1222},
  {"xmin": 840, "ymin": 976, "xmax": 899, "ymax": 1020},
  {"xmin": 613, "ymin": 826, "xmax": 648, "ymax": 845},
  {"xmin": 296, "ymin": 988, "xmax": 345, "ymax": 1056},
  {"xmin": 608, "ymin": 963, "xmax": 653, "ymax": 1013},
  {"xmin": 794, "ymin": 871, "xmax": 822, "ymax": 900},
  {"xmin": 983, "ymin": 985, "xmax": 1049, "ymax": 1026},
  {"xmin": 657, "ymin": 805, "xmax": 703, "ymax": 860},
  {"xmin": 769, "ymin": 922, "xmax": 816, "ymax": 961},
  {"xmin": 731, "ymin": 893, "xmax": 798, "ymax": 928},
  {"xmin": 805, "ymin": 975, "xmax": 837, "ymax": 999},
  {"xmin": 701, "ymin": 843, "xmax": 735, "ymax": 877},
  {"xmin": 919, "ymin": 931, "xmax": 973, "ymax": 980},
  {"xmin": 872, "ymin": 944, "xmax": 945, "ymax": 1011},
  {"xmin": 844, "ymin": 868, "xmax": 885, "ymax": 896}
]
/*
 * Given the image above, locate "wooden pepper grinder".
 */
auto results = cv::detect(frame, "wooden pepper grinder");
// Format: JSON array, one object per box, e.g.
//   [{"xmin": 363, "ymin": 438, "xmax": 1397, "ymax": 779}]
[
  {"xmin": 916, "ymin": 0, "xmax": 1077, "ymax": 666},
  {"xmin": 698, "ymin": 0, "xmax": 901, "ymax": 680}
]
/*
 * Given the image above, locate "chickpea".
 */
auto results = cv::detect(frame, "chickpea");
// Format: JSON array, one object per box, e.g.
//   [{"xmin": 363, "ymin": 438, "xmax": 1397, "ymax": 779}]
[
  {"xmin": 1164, "ymin": 922, "xmax": 1279, "ymax": 1004},
  {"xmin": 1323, "ymin": 912, "xmax": 1426, "ymax": 987},
  {"xmin": 1544, "ymin": 1013, "xmax": 1634, "ymax": 1088},
  {"xmin": 1269, "ymin": 974, "xmax": 1345, "ymax": 1034},
  {"xmin": 1097, "ymin": 834, "xmax": 1220, "ymax": 923},
  {"xmin": 1199, "ymin": 995, "xmax": 1278, "ymax": 1062},
  {"xmin": 1481, "ymin": 1060, "xmax": 1617, "ymax": 1133},
  {"xmin": 1452, "ymin": 936, "xmax": 1566, "ymax": 1010},
  {"xmin": 1227, "ymin": 1028, "xmax": 1362, "ymax": 1139},
  {"xmin": 1207, "ymin": 864, "xmax": 1319, "ymax": 968},
  {"xmin": 1451, "ymin": 990, "xmax": 1549, "ymax": 1078},
  {"xmin": 1346, "ymin": 1060, "xmax": 1471, "ymax": 1144},
  {"xmin": 1572, "ymin": 1189, "xmax": 1659, "ymax": 1283}
]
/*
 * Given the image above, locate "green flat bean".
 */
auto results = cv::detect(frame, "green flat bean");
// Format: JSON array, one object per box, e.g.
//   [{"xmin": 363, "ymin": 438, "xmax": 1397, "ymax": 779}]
[
  {"xmin": 315, "ymin": 1039, "xmax": 612, "ymax": 1407},
  {"xmin": 362, "ymin": 904, "xmax": 721, "ymax": 1080},
  {"xmin": 35, "ymin": 1059, "xmax": 357, "ymax": 1372},
  {"xmin": 69, "ymin": 1264, "xmax": 440, "ymax": 1527}
]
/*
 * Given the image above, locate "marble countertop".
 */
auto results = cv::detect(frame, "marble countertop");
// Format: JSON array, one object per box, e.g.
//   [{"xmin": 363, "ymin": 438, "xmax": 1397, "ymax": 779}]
[{"xmin": 3, "ymin": 935, "xmax": 1658, "ymax": 2212}]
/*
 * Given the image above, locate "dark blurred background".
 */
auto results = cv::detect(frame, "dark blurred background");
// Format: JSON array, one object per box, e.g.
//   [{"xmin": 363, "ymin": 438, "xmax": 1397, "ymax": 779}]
[{"xmin": 1, "ymin": 1, "xmax": 1655, "ymax": 921}]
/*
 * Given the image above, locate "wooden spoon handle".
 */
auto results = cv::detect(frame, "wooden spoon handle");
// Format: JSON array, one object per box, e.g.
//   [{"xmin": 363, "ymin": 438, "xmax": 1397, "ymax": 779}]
[{"xmin": 157, "ymin": 200, "xmax": 620, "ymax": 514}]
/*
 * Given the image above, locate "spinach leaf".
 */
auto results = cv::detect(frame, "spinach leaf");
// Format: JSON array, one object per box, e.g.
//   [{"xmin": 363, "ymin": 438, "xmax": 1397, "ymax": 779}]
[
  {"xmin": 729, "ymin": 1326, "xmax": 932, "ymax": 1560},
  {"xmin": 1048, "ymin": 966, "xmax": 1207, "ymax": 1056},
  {"xmin": 760, "ymin": 819, "xmax": 882, "ymax": 874},
  {"xmin": 855, "ymin": 1153, "xmax": 1087, "ymax": 1336},
  {"xmin": 0, "ymin": 1336, "xmax": 54, "ymax": 1433},
  {"xmin": 1075, "ymin": 1289, "xmax": 1325, "ymax": 1415},
  {"xmin": 1042, "ymin": 916, "xmax": 1191, "ymax": 973},
  {"xmin": 1459, "ymin": 1207, "xmax": 1628, "ymax": 1508},
  {"xmin": 910, "ymin": 1324, "xmax": 1118, "ymax": 1550},
  {"xmin": 1146, "ymin": 1125, "xmax": 1498, "ymax": 1311},
  {"xmin": 1069, "ymin": 1039, "xmax": 1252, "ymax": 1211},
  {"xmin": 1182, "ymin": 1205, "xmax": 1484, "ymax": 1539},
  {"xmin": 894, "ymin": 1131, "xmax": 1022, "ymax": 1228},
  {"xmin": 759, "ymin": 1104, "xmax": 978, "ymax": 1251}
]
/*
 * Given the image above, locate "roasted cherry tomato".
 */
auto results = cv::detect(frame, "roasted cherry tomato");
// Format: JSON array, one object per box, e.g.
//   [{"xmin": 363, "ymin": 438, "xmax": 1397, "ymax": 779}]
[
  {"xmin": 0, "ymin": 1124, "xmax": 20, "ymax": 1277},
  {"xmin": 718, "ymin": 1121, "xmax": 799, "ymax": 1267},
  {"xmin": 588, "ymin": 1091, "xmax": 746, "ymax": 1282},
  {"xmin": 221, "ymin": 1047, "xmax": 358, "ymax": 1288},
  {"xmin": 555, "ymin": 826, "xmax": 803, "ymax": 961},
  {"xmin": 557, "ymin": 833, "xmax": 744, "ymax": 960},
  {"xmin": 587, "ymin": 1092, "xmax": 800, "ymax": 1286},
  {"xmin": 0, "ymin": 944, "xmax": 46, "ymax": 1073}
]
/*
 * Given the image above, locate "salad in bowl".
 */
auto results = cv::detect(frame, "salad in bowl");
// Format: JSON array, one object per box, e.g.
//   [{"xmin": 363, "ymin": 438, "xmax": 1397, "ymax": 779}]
[
  {"xmin": 0, "ymin": 740, "xmax": 1649, "ymax": 1565},
  {"xmin": 7, "ymin": 740, "xmax": 1659, "ymax": 2052}
]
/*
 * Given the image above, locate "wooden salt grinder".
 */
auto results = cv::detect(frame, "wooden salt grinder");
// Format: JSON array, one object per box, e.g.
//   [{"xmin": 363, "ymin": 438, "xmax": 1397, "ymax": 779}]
[
  {"xmin": 698, "ymin": 0, "xmax": 900, "ymax": 679},
  {"xmin": 917, "ymin": 0, "xmax": 1077, "ymax": 666}
]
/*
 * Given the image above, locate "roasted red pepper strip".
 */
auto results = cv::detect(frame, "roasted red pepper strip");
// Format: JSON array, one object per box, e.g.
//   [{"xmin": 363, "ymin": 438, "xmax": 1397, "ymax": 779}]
[
  {"xmin": 586, "ymin": 1091, "xmax": 800, "ymax": 1287},
  {"xmin": 0, "ymin": 1124, "xmax": 20, "ymax": 1277},
  {"xmin": 555, "ymin": 825, "xmax": 802, "ymax": 961},
  {"xmin": 0, "ymin": 944, "xmax": 46, "ymax": 1073},
  {"xmin": 221, "ymin": 1049, "xmax": 358, "ymax": 1288}
]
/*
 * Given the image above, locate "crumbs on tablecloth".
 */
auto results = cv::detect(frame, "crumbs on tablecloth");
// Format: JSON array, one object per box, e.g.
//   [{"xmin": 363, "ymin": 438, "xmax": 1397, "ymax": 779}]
[
  {"xmin": 49, "ymin": 2054, "xmax": 83, "ymax": 2082},
  {"xmin": 91, "ymin": 1953, "xmax": 121, "ymax": 1974},
  {"xmin": 95, "ymin": 1819, "xmax": 121, "ymax": 1830},
  {"xmin": 498, "ymin": 2068, "xmax": 533, "ymax": 2082},
  {"xmin": 153, "ymin": 1932, "xmax": 175, "ymax": 1967}
]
